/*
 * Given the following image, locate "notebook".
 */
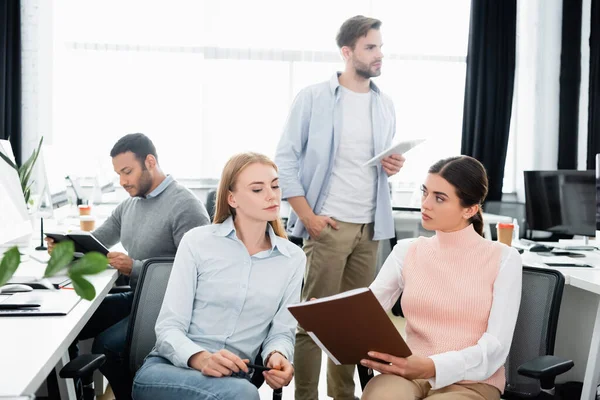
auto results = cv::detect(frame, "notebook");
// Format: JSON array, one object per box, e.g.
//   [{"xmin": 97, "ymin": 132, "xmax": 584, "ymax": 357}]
[
  {"xmin": 44, "ymin": 231, "xmax": 109, "ymax": 256},
  {"xmin": 0, "ymin": 290, "xmax": 81, "ymax": 316},
  {"xmin": 288, "ymin": 288, "xmax": 411, "ymax": 365}
]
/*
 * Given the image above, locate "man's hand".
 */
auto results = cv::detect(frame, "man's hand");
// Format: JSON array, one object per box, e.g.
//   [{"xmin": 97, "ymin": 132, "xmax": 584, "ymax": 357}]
[
  {"xmin": 302, "ymin": 215, "xmax": 338, "ymax": 239},
  {"xmin": 360, "ymin": 352, "xmax": 435, "ymax": 380},
  {"xmin": 107, "ymin": 252, "xmax": 134, "ymax": 275},
  {"xmin": 44, "ymin": 237, "xmax": 55, "ymax": 255},
  {"xmin": 264, "ymin": 352, "xmax": 294, "ymax": 389},
  {"xmin": 381, "ymin": 154, "xmax": 405, "ymax": 177},
  {"xmin": 188, "ymin": 350, "xmax": 249, "ymax": 377}
]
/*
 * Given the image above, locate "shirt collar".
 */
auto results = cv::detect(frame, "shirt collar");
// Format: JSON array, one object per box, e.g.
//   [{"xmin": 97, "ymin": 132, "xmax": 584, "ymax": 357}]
[
  {"xmin": 145, "ymin": 175, "xmax": 174, "ymax": 199},
  {"xmin": 329, "ymin": 72, "xmax": 381, "ymax": 95},
  {"xmin": 215, "ymin": 216, "xmax": 291, "ymax": 258}
]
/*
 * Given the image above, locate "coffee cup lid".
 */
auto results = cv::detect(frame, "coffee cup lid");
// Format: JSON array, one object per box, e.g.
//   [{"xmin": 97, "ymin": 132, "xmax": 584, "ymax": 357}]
[{"xmin": 497, "ymin": 223, "xmax": 514, "ymax": 228}]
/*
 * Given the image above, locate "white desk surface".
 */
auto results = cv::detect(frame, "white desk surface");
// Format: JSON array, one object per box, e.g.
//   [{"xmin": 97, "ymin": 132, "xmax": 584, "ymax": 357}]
[
  {"xmin": 521, "ymin": 248, "xmax": 600, "ymax": 289},
  {"xmin": 0, "ymin": 259, "xmax": 118, "ymax": 396}
]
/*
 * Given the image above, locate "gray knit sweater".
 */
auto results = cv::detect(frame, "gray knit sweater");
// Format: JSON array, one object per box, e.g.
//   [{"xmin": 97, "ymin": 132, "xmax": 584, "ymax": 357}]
[{"xmin": 93, "ymin": 179, "xmax": 210, "ymax": 289}]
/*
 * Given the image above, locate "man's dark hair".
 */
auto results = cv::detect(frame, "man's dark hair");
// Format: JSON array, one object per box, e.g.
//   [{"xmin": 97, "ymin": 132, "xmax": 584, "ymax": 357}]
[
  {"xmin": 110, "ymin": 133, "xmax": 158, "ymax": 166},
  {"xmin": 336, "ymin": 15, "xmax": 382, "ymax": 50}
]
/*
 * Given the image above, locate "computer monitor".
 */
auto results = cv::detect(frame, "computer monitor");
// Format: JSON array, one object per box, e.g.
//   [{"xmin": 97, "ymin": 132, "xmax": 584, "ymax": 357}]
[
  {"xmin": 91, "ymin": 163, "xmax": 116, "ymax": 204},
  {"xmin": 0, "ymin": 139, "xmax": 16, "ymax": 164},
  {"xmin": 524, "ymin": 170, "xmax": 595, "ymax": 237},
  {"xmin": 0, "ymin": 142, "xmax": 33, "ymax": 247},
  {"xmin": 596, "ymin": 154, "xmax": 600, "ymax": 239},
  {"xmin": 38, "ymin": 145, "xmax": 70, "ymax": 217}
]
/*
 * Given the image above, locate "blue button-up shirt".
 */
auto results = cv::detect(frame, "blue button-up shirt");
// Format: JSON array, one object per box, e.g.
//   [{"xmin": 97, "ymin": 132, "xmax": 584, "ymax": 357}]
[
  {"xmin": 275, "ymin": 73, "xmax": 396, "ymax": 240},
  {"xmin": 154, "ymin": 216, "xmax": 306, "ymax": 368},
  {"xmin": 145, "ymin": 174, "xmax": 174, "ymax": 199}
]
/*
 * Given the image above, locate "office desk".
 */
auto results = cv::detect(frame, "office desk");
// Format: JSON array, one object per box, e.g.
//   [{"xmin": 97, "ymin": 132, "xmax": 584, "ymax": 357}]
[
  {"xmin": 521, "ymin": 250, "xmax": 600, "ymax": 400},
  {"xmin": 0, "ymin": 259, "xmax": 118, "ymax": 398}
]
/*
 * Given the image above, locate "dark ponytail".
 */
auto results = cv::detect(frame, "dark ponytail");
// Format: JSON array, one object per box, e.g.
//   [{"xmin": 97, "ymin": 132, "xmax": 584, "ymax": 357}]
[
  {"xmin": 470, "ymin": 208, "xmax": 484, "ymax": 237},
  {"xmin": 428, "ymin": 156, "xmax": 488, "ymax": 237}
]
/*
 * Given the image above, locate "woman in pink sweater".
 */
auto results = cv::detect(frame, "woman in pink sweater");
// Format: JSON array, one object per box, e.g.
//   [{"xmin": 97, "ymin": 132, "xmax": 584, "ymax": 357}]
[{"xmin": 362, "ymin": 156, "xmax": 522, "ymax": 400}]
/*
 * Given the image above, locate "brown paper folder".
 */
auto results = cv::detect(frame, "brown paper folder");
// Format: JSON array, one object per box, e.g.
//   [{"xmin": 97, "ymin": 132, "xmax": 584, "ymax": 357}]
[{"xmin": 288, "ymin": 288, "xmax": 411, "ymax": 365}]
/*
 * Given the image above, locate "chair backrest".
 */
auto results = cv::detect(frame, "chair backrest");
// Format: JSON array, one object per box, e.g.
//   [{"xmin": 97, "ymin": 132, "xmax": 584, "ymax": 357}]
[
  {"xmin": 484, "ymin": 201, "xmax": 527, "ymax": 239},
  {"xmin": 504, "ymin": 267, "xmax": 565, "ymax": 397},
  {"xmin": 125, "ymin": 257, "xmax": 175, "ymax": 375},
  {"xmin": 206, "ymin": 189, "xmax": 217, "ymax": 222}
]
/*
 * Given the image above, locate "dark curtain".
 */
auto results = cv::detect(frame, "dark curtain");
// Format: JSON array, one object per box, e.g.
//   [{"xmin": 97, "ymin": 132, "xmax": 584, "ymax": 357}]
[
  {"xmin": 558, "ymin": 0, "xmax": 582, "ymax": 169},
  {"xmin": 588, "ymin": 0, "xmax": 600, "ymax": 169},
  {"xmin": 0, "ymin": 0, "xmax": 22, "ymax": 166},
  {"xmin": 461, "ymin": 0, "xmax": 517, "ymax": 201}
]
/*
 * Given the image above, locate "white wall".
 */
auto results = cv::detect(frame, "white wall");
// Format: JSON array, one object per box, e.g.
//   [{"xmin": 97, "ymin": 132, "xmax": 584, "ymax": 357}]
[
  {"xmin": 20, "ymin": 0, "xmax": 53, "ymax": 162},
  {"xmin": 19, "ymin": 0, "xmax": 592, "ymax": 196}
]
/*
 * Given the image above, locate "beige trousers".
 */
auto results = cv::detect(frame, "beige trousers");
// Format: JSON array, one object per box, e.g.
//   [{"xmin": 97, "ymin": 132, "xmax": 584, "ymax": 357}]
[
  {"xmin": 362, "ymin": 375, "xmax": 501, "ymax": 400},
  {"xmin": 293, "ymin": 220, "xmax": 379, "ymax": 400}
]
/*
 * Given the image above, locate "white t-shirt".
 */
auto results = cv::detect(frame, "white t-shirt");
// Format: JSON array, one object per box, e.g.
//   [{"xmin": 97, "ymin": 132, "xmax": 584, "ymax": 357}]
[{"xmin": 320, "ymin": 86, "xmax": 377, "ymax": 223}]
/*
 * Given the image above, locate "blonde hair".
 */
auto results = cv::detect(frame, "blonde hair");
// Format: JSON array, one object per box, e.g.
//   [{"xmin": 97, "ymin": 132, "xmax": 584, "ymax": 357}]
[{"xmin": 213, "ymin": 152, "xmax": 287, "ymax": 239}]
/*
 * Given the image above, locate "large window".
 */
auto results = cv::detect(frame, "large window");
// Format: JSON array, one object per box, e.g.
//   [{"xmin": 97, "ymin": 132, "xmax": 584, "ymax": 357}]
[{"xmin": 51, "ymin": 0, "xmax": 470, "ymax": 193}]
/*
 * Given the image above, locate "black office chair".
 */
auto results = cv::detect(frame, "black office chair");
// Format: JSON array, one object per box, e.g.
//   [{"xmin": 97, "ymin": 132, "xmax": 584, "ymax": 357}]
[
  {"xmin": 61, "ymin": 257, "xmax": 283, "ymax": 399},
  {"xmin": 357, "ymin": 267, "xmax": 573, "ymax": 399},
  {"xmin": 206, "ymin": 189, "xmax": 217, "ymax": 222}
]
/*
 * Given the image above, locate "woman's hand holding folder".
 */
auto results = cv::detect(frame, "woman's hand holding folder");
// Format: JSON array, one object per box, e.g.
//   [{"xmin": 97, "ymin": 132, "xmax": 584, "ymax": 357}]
[{"xmin": 360, "ymin": 351, "xmax": 436, "ymax": 380}]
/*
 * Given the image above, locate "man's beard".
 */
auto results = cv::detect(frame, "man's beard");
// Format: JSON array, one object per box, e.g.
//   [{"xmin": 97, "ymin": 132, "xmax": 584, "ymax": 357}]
[
  {"xmin": 353, "ymin": 57, "xmax": 381, "ymax": 79},
  {"xmin": 136, "ymin": 169, "xmax": 153, "ymax": 197}
]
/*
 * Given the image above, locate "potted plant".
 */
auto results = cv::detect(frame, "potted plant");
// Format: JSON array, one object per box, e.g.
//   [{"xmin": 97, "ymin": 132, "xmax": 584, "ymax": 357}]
[{"xmin": 0, "ymin": 242, "xmax": 108, "ymax": 300}]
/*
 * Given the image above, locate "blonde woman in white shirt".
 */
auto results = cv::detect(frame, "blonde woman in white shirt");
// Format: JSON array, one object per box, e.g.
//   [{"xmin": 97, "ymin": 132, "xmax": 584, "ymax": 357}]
[{"xmin": 133, "ymin": 153, "xmax": 306, "ymax": 400}]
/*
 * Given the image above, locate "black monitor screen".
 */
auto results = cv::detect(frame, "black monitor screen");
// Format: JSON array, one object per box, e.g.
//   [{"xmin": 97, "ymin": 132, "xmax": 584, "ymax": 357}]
[
  {"xmin": 596, "ymin": 154, "xmax": 600, "ymax": 233},
  {"xmin": 524, "ymin": 170, "xmax": 595, "ymax": 237}
]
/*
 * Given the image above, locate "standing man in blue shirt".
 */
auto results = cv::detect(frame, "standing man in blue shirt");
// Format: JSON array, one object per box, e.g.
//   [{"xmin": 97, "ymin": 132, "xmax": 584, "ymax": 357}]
[{"xmin": 275, "ymin": 15, "xmax": 404, "ymax": 400}]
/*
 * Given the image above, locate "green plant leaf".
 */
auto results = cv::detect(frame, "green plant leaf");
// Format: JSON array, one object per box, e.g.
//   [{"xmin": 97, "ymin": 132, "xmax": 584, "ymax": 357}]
[
  {"xmin": 69, "ymin": 274, "xmax": 96, "ymax": 301},
  {"xmin": 23, "ymin": 189, "xmax": 31, "ymax": 205},
  {"xmin": 69, "ymin": 252, "xmax": 108, "ymax": 276},
  {"xmin": 44, "ymin": 241, "xmax": 75, "ymax": 278},
  {"xmin": 19, "ymin": 137, "xmax": 43, "ymax": 175},
  {"xmin": 18, "ymin": 136, "xmax": 43, "ymax": 196},
  {"xmin": 21, "ymin": 167, "xmax": 35, "ymax": 192},
  {"xmin": 0, "ymin": 247, "xmax": 21, "ymax": 287},
  {"xmin": 0, "ymin": 150, "xmax": 17, "ymax": 170}
]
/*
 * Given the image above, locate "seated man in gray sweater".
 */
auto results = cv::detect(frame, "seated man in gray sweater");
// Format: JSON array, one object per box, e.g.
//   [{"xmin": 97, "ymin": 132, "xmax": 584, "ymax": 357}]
[{"xmin": 47, "ymin": 133, "xmax": 210, "ymax": 399}]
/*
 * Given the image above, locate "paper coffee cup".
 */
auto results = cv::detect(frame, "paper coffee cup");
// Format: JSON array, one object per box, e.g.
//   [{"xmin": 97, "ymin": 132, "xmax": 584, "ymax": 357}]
[
  {"xmin": 496, "ymin": 223, "xmax": 514, "ymax": 246},
  {"xmin": 80, "ymin": 215, "xmax": 96, "ymax": 232},
  {"xmin": 78, "ymin": 205, "xmax": 92, "ymax": 216}
]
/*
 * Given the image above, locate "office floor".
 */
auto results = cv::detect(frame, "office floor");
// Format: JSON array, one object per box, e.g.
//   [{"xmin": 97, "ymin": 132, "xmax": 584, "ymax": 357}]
[{"xmin": 98, "ymin": 313, "xmax": 406, "ymax": 400}]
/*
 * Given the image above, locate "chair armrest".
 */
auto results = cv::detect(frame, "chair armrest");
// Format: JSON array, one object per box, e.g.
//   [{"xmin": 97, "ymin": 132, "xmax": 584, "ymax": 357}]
[
  {"xmin": 391, "ymin": 297, "xmax": 404, "ymax": 317},
  {"xmin": 357, "ymin": 364, "xmax": 375, "ymax": 389},
  {"xmin": 109, "ymin": 285, "xmax": 132, "ymax": 294},
  {"xmin": 59, "ymin": 354, "xmax": 106, "ymax": 379},
  {"xmin": 518, "ymin": 355, "xmax": 574, "ymax": 390}
]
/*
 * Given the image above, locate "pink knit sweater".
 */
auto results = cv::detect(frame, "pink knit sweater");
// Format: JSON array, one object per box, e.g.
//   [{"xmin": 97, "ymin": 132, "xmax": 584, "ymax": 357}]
[{"xmin": 402, "ymin": 224, "xmax": 505, "ymax": 392}]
